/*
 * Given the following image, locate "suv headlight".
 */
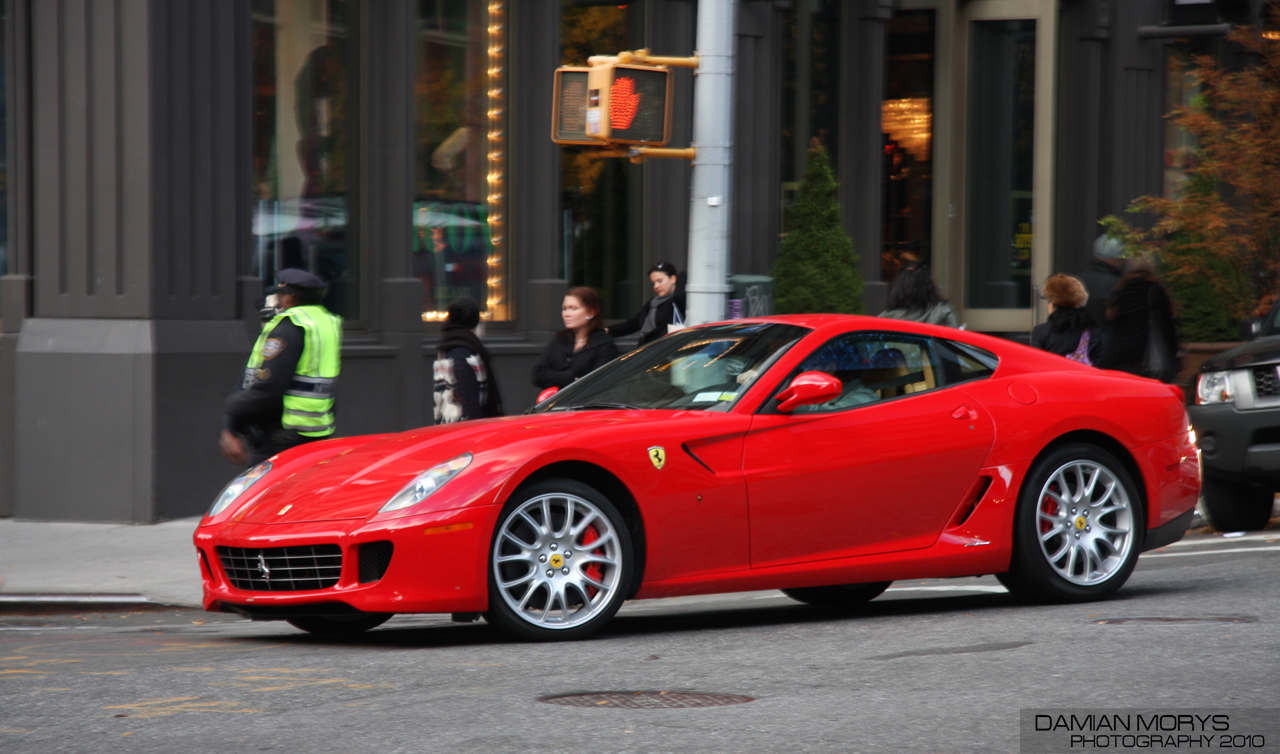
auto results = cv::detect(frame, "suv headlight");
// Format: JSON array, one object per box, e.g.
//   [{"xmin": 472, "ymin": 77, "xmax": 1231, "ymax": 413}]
[
  {"xmin": 379, "ymin": 453, "xmax": 473, "ymax": 512},
  {"xmin": 208, "ymin": 462, "xmax": 272, "ymax": 517},
  {"xmin": 1196, "ymin": 371, "xmax": 1235, "ymax": 405}
]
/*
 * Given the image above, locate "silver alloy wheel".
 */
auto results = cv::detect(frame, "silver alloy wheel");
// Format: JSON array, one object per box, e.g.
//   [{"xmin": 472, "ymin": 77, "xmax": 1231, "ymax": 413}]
[
  {"xmin": 1035, "ymin": 459, "xmax": 1135, "ymax": 585},
  {"xmin": 492, "ymin": 492, "xmax": 623, "ymax": 630}
]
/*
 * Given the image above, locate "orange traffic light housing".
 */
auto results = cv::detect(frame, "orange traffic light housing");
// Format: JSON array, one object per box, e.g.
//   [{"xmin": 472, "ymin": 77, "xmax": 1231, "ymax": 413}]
[
  {"xmin": 551, "ymin": 67, "xmax": 597, "ymax": 146},
  {"xmin": 583, "ymin": 63, "xmax": 672, "ymax": 146}
]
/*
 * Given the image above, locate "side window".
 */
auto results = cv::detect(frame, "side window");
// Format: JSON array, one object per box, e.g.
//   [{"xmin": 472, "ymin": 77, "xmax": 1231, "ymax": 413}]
[
  {"xmin": 786, "ymin": 332, "xmax": 940, "ymax": 414},
  {"xmin": 935, "ymin": 339, "xmax": 999, "ymax": 385}
]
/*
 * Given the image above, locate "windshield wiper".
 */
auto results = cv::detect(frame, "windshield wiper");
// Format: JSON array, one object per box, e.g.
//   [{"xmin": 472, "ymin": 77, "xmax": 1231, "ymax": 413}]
[{"xmin": 562, "ymin": 402, "xmax": 644, "ymax": 411}]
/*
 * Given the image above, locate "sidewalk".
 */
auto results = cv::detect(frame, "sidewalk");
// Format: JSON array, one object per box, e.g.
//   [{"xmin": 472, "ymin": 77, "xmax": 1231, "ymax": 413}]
[{"xmin": 0, "ymin": 517, "xmax": 204, "ymax": 608}]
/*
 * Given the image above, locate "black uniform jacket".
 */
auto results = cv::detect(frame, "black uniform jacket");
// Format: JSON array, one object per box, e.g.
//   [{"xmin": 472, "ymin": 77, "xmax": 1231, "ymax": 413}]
[
  {"xmin": 608, "ymin": 292, "xmax": 686, "ymax": 346},
  {"xmin": 532, "ymin": 329, "xmax": 619, "ymax": 389}
]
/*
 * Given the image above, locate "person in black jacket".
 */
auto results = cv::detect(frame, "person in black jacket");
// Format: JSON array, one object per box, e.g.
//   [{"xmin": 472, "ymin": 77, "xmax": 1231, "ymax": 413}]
[
  {"xmin": 433, "ymin": 296, "xmax": 503, "ymax": 423},
  {"xmin": 606, "ymin": 262, "xmax": 686, "ymax": 346},
  {"xmin": 1098, "ymin": 264, "xmax": 1180, "ymax": 381},
  {"xmin": 533, "ymin": 287, "xmax": 619, "ymax": 390},
  {"xmin": 1077, "ymin": 234, "xmax": 1128, "ymax": 334},
  {"xmin": 1031, "ymin": 273, "xmax": 1102, "ymax": 365}
]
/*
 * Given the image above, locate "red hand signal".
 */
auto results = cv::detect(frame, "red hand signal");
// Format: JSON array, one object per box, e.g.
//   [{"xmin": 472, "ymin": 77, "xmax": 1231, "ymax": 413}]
[{"xmin": 610, "ymin": 76, "xmax": 641, "ymax": 130}]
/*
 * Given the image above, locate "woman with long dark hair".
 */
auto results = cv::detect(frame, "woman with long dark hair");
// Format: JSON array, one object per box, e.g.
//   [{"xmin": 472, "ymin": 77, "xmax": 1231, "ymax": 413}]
[
  {"xmin": 606, "ymin": 262, "xmax": 686, "ymax": 345},
  {"xmin": 1099, "ymin": 264, "xmax": 1180, "ymax": 382},
  {"xmin": 533, "ymin": 287, "xmax": 619, "ymax": 390},
  {"xmin": 878, "ymin": 258, "xmax": 959, "ymax": 327}
]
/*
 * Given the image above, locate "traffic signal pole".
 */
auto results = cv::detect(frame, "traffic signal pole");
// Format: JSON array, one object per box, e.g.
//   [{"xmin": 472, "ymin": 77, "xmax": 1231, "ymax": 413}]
[{"xmin": 684, "ymin": 0, "xmax": 736, "ymax": 326}]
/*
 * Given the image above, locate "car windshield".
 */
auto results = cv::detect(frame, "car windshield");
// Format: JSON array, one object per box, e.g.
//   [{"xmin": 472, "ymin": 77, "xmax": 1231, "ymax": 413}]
[{"xmin": 532, "ymin": 323, "xmax": 811, "ymax": 413}]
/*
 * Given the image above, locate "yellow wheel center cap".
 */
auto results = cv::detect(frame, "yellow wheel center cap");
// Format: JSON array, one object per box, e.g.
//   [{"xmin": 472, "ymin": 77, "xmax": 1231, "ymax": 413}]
[
  {"xmin": 549, "ymin": 554, "xmax": 564, "ymax": 568},
  {"xmin": 1075, "ymin": 516, "xmax": 1087, "ymax": 530}
]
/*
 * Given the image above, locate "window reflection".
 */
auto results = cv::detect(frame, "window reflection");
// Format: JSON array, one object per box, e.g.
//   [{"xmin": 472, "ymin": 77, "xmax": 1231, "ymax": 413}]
[
  {"xmin": 559, "ymin": 2, "xmax": 636, "ymax": 320},
  {"xmin": 416, "ymin": 0, "xmax": 509, "ymax": 321},
  {"xmin": 251, "ymin": 0, "xmax": 358, "ymax": 320},
  {"xmin": 781, "ymin": 0, "xmax": 841, "ymax": 232},
  {"xmin": 882, "ymin": 11, "xmax": 935, "ymax": 279},
  {"xmin": 0, "ymin": 5, "xmax": 8, "ymax": 287},
  {"xmin": 966, "ymin": 19, "xmax": 1036, "ymax": 310},
  {"xmin": 1163, "ymin": 39, "xmax": 1212, "ymax": 198}
]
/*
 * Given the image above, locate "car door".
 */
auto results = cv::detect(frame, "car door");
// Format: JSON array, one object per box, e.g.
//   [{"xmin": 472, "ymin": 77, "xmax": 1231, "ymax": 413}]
[{"xmin": 742, "ymin": 331, "xmax": 995, "ymax": 569}]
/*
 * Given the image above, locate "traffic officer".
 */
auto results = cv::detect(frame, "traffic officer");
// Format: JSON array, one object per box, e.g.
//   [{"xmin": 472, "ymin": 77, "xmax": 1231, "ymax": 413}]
[{"xmin": 220, "ymin": 268, "xmax": 342, "ymax": 466}]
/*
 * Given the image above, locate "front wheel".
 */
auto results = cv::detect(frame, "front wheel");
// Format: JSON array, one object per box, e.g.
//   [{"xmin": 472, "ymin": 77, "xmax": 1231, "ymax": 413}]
[
  {"xmin": 781, "ymin": 582, "xmax": 891, "ymax": 608},
  {"xmin": 997, "ymin": 443, "xmax": 1141, "ymax": 603},
  {"xmin": 1201, "ymin": 476, "xmax": 1274, "ymax": 532},
  {"xmin": 486, "ymin": 479, "xmax": 634, "ymax": 641},
  {"xmin": 286, "ymin": 613, "xmax": 392, "ymax": 635}
]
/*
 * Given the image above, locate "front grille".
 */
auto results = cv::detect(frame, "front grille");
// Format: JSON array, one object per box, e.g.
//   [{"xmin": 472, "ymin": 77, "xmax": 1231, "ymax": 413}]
[
  {"xmin": 358, "ymin": 541, "xmax": 394, "ymax": 584},
  {"xmin": 1254, "ymin": 366, "xmax": 1280, "ymax": 398},
  {"xmin": 216, "ymin": 545, "xmax": 342, "ymax": 592}
]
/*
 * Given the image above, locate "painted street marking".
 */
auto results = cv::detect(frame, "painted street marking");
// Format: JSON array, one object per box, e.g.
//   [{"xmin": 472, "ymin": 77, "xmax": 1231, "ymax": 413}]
[
  {"xmin": 102, "ymin": 697, "xmax": 264, "ymax": 719},
  {"xmin": 885, "ymin": 585, "xmax": 1009, "ymax": 593},
  {"xmin": 1141, "ymin": 545, "xmax": 1280, "ymax": 559}
]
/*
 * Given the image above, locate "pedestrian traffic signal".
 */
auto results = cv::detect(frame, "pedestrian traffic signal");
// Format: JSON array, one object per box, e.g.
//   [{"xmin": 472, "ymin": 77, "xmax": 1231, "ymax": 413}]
[
  {"xmin": 584, "ymin": 63, "xmax": 672, "ymax": 146},
  {"xmin": 551, "ymin": 67, "xmax": 597, "ymax": 146}
]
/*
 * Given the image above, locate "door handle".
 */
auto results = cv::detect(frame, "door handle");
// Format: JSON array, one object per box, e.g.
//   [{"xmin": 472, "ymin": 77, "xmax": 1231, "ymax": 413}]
[{"xmin": 951, "ymin": 405, "xmax": 978, "ymax": 421}]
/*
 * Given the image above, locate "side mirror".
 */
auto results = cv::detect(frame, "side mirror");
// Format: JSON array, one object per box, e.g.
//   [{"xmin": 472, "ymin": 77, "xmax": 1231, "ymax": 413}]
[
  {"xmin": 775, "ymin": 371, "xmax": 843, "ymax": 413},
  {"xmin": 536, "ymin": 386, "xmax": 559, "ymax": 404},
  {"xmin": 1240, "ymin": 319, "xmax": 1262, "ymax": 341}
]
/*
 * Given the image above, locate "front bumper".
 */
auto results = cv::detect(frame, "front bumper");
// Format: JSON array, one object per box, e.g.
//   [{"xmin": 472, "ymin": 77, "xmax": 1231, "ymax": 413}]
[
  {"xmin": 194, "ymin": 505, "xmax": 501, "ymax": 619},
  {"xmin": 1188, "ymin": 402, "xmax": 1280, "ymax": 484}
]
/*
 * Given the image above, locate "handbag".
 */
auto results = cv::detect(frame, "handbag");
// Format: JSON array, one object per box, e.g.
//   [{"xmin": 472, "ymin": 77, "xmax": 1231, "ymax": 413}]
[
  {"xmin": 667, "ymin": 302, "xmax": 687, "ymax": 334},
  {"xmin": 1140, "ymin": 287, "xmax": 1178, "ymax": 382},
  {"xmin": 1066, "ymin": 329, "xmax": 1093, "ymax": 366}
]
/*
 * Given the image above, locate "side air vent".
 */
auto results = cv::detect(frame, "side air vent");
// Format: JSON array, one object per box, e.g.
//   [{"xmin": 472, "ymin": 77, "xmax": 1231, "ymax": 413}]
[
  {"xmin": 358, "ymin": 541, "xmax": 395, "ymax": 584},
  {"xmin": 953, "ymin": 476, "xmax": 994, "ymax": 527}
]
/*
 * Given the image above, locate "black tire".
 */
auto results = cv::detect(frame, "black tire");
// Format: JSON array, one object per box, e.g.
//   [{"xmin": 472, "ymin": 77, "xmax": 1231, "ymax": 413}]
[
  {"xmin": 286, "ymin": 613, "xmax": 392, "ymax": 635},
  {"xmin": 997, "ymin": 443, "xmax": 1141, "ymax": 603},
  {"xmin": 781, "ymin": 582, "xmax": 892, "ymax": 608},
  {"xmin": 1201, "ymin": 476, "xmax": 1275, "ymax": 532},
  {"xmin": 485, "ymin": 478, "xmax": 634, "ymax": 641}
]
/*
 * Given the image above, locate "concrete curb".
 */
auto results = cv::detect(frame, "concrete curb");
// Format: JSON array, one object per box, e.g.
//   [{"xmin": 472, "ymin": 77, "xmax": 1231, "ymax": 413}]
[{"xmin": 0, "ymin": 593, "xmax": 181, "ymax": 614}]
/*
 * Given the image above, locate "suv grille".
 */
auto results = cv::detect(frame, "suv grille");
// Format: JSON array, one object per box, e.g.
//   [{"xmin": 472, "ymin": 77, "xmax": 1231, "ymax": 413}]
[
  {"xmin": 216, "ymin": 545, "xmax": 342, "ymax": 592},
  {"xmin": 1254, "ymin": 367, "xmax": 1280, "ymax": 398}
]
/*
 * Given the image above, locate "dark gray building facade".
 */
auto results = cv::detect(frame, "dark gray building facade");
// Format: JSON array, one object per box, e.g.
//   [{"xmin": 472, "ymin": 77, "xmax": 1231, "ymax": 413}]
[{"xmin": 0, "ymin": 0, "xmax": 1268, "ymax": 521}]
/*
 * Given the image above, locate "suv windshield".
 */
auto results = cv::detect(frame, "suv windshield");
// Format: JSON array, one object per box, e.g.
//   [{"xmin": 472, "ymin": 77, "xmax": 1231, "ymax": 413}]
[{"xmin": 532, "ymin": 323, "xmax": 810, "ymax": 413}]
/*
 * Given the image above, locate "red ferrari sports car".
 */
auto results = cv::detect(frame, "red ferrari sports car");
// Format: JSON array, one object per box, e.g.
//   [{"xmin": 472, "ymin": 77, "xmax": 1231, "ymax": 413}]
[{"xmin": 195, "ymin": 315, "xmax": 1200, "ymax": 640}]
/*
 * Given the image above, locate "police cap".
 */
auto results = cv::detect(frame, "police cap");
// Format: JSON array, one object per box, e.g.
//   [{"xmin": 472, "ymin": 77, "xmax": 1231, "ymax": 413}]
[{"xmin": 275, "ymin": 268, "xmax": 327, "ymax": 290}]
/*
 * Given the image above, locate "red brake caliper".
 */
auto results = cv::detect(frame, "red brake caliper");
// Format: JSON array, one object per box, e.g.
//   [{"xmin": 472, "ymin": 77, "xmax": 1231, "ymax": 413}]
[
  {"xmin": 1040, "ymin": 486, "xmax": 1058, "ymax": 535},
  {"xmin": 580, "ymin": 526, "xmax": 604, "ymax": 598}
]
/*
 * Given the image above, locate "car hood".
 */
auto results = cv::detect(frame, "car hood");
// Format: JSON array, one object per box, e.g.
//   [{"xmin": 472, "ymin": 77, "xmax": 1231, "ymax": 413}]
[
  {"xmin": 232, "ymin": 409, "xmax": 728, "ymax": 524},
  {"xmin": 1199, "ymin": 336, "xmax": 1280, "ymax": 372}
]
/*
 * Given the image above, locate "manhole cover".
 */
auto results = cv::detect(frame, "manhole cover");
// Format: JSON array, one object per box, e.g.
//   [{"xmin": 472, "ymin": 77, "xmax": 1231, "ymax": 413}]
[
  {"xmin": 1091, "ymin": 616, "xmax": 1257, "ymax": 625},
  {"xmin": 539, "ymin": 691, "xmax": 754, "ymax": 709}
]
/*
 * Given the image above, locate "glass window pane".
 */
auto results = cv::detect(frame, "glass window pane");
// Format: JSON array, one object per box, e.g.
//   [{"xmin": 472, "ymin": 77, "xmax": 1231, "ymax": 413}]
[
  {"xmin": 0, "ymin": 3, "xmax": 7, "ymax": 289},
  {"xmin": 416, "ymin": 0, "xmax": 509, "ymax": 322},
  {"xmin": 559, "ymin": 2, "xmax": 638, "ymax": 320},
  {"xmin": 790, "ymin": 332, "xmax": 939, "ymax": 413},
  {"xmin": 251, "ymin": 0, "xmax": 359, "ymax": 321},
  {"xmin": 965, "ymin": 19, "xmax": 1036, "ymax": 310},
  {"xmin": 781, "ymin": 0, "xmax": 841, "ymax": 233},
  {"xmin": 882, "ymin": 10, "xmax": 935, "ymax": 277}
]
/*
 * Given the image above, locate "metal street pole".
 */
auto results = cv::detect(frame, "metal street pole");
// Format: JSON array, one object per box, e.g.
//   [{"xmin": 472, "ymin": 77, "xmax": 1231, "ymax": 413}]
[{"xmin": 684, "ymin": 0, "xmax": 736, "ymax": 326}]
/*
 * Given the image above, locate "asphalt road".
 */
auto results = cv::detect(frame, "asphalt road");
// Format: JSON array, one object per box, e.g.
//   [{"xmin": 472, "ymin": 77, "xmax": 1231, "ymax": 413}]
[{"xmin": 2, "ymin": 532, "xmax": 1277, "ymax": 754}]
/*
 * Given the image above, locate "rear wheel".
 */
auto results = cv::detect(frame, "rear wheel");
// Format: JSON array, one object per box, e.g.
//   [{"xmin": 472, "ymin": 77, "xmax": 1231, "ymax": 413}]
[
  {"xmin": 998, "ymin": 443, "xmax": 1140, "ymax": 603},
  {"xmin": 781, "ymin": 582, "xmax": 891, "ymax": 608},
  {"xmin": 486, "ymin": 478, "xmax": 633, "ymax": 641},
  {"xmin": 286, "ymin": 613, "xmax": 392, "ymax": 635},
  {"xmin": 1201, "ymin": 476, "xmax": 1275, "ymax": 532}
]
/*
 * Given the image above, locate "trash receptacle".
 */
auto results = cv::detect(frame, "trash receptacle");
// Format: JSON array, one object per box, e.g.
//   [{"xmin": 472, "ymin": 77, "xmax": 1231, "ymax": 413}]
[{"xmin": 726, "ymin": 275, "xmax": 773, "ymax": 319}]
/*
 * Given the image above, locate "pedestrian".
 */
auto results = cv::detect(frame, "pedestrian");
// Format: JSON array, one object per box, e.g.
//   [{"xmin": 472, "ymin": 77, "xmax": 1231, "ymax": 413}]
[
  {"xmin": 533, "ymin": 287, "xmax": 619, "ymax": 390},
  {"xmin": 433, "ymin": 296, "xmax": 503, "ymax": 424},
  {"xmin": 605, "ymin": 261, "xmax": 686, "ymax": 346},
  {"xmin": 1078, "ymin": 233, "xmax": 1128, "ymax": 330},
  {"xmin": 1031, "ymin": 273, "xmax": 1101, "ymax": 365},
  {"xmin": 878, "ymin": 256, "xmax": 959, "ymax": 327},
  {"xmin": 221, "ymin": 268, "xmax": 342, "ymax": 466},
  {"xmin": 1098, "ymin": 263, "xmax": 1180, "ymax": 382}
]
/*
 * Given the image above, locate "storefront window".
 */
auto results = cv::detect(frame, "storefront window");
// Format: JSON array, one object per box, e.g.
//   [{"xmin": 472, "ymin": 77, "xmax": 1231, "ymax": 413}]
[
  {"xmin": 0, "ymin": 5, "xmax": 8, "ymax": 288},
  {"xmin": 251, "ymin": 0, "xmax": 359, "ymax": 320},
  {"xmin": 560, "ymin": 2, "xmax": 637, "ymax": 320},
  {"xmin": 781, "ymin": 0, "xmax": 841, "ymax": 232},
  {"xmin": 1163, "ymin": 39, "xmax": 1213, "ymax": 198},
  {"xmin": 416, "ymin": 0, "xmax": 509, "ymax": 322},
  {"xmin": 965, "ymin": 19, "xmax": 1036, "ymax": 310},
  {"xmin": 881, "ymin": 10, "xmax": 935, "ymax": 278}
]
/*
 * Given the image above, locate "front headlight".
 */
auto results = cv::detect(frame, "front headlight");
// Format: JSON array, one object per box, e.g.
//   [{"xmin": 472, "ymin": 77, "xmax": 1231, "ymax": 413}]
[
  {"xmin": 1196, "ymin": 371, "xmax": 1235, "ymax": 405},
  {"xmin": 208, "ymin": 462, "xmax": 272, "ymax": 517},
  {"xmin": 379, "ymin": 453, "xmax": 473, "ymax": 513}
]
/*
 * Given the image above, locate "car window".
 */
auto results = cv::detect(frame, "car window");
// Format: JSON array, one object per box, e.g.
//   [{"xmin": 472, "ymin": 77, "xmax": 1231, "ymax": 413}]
[
  {"xmin": 532, "ymin": 323, "xmax": 810, "ymax": 413},
  {"xmin": 778, "ymin": 332, "xmax": 941, "ymax": 414},
  {"xmin": 935, "ymin": 339, "xmax": 999, "ymax": 385}
]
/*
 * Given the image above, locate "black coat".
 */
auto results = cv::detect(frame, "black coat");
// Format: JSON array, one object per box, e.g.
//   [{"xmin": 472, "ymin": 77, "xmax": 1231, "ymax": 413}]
[
  {"xmin": 1077, "ymin": 258, "xmax": 1126, "ymax": 332},
  {"xmin": 1031, "ymin": 313, "xmax": 1102, "ymax": 365},
  {"xmin": 608, "ymin": 292, "xmax": 686, "ymax": 346},
  {"xmin": 532, "ymin": 329, "xmax": 620, "ymax": 389},
  {"xmin": 1098, "ymin": 277, "xmax": 1179, "ymax": 378}
]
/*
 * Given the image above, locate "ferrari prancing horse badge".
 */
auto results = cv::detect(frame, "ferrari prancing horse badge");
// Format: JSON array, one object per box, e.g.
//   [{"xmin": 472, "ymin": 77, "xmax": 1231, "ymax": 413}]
[{"xmin": 648, "ymin": 446, "xmax": 665, "ymax": 470}]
